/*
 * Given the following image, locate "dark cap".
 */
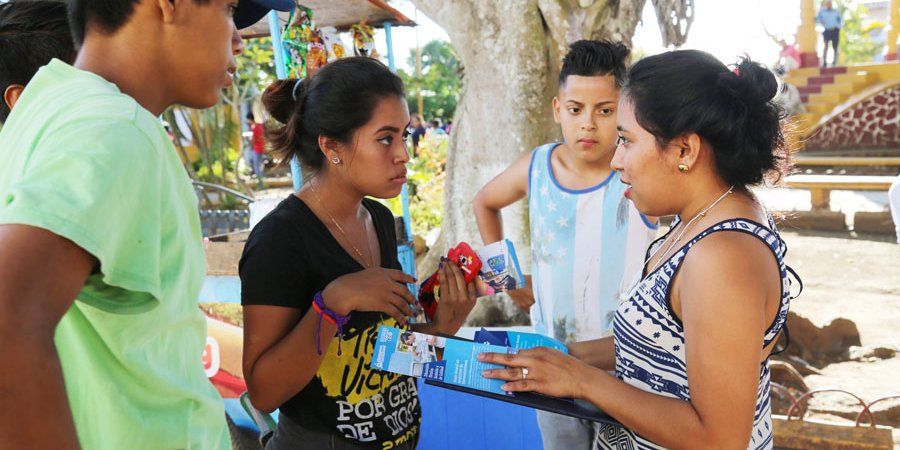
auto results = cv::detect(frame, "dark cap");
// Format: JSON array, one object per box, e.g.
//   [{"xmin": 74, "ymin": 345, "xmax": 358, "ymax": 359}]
[{"xmin": 234, "ymin": 0, "xmax": 294, "ymax": 30}]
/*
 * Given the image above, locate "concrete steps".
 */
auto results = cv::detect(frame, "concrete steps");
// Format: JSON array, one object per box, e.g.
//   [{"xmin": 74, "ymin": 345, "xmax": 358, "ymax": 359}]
[{"xmin": 783, "ymin": 64, "xmax": 899, "ymax": 142}]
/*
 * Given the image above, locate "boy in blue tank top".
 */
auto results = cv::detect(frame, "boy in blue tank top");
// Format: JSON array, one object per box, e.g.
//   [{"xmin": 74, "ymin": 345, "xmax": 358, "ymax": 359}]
[{"xmin": 472, "ymin": 40, "xmax": 656, "ymax": 450}]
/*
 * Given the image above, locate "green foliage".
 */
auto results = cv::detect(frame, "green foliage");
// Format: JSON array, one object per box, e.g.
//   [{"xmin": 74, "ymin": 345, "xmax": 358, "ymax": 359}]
[
  {"xmin": 381, "ymin": 195, "xmax": 404, "ymax": 217},
  {"xmin": 166, "ymin": 105, "xmax": 240, "ymax": 187},
  {"xmin": 407, "ymin": 133, "xmax": 448, "ymax": 235},
  {"xmin": 163, "ymin": 36, "xmax": 277, "ymax": 202},
  {"xmin": 235, "ymin": 37, "xmax": 278, "ymax": 99},
  {"xmin": 376, "ymin": 135, "xmax": 446, "ymax": 237},
  {"xmin": 194, "ymin": 147, "xmax": 240, "ymax": 182},
  {"xmin": 398, "ymin": 40, "xmax": 461, "ymax": 121},
  {"xmin": 834, "ymin": 0, "xmax": 885, "ymax": 64}
]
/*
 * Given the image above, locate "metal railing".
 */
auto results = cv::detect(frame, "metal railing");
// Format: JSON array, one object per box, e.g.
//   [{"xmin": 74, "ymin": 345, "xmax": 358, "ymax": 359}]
[{"xmin": 192, "ymin": 181, "xmax": 255, "ymax": 237}]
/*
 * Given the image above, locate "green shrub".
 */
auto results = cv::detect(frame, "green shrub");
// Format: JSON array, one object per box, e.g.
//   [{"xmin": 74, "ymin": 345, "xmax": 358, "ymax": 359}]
[
  {"xmin": 379, "ymin": 133, "xmax": 447, "ymax": 238},
  {"xmin": 407, "ymin": 133, "xmax": 447, "ymax": 236}
]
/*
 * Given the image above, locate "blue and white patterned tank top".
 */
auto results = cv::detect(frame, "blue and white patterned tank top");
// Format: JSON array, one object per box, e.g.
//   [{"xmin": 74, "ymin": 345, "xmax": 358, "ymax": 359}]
[{"xmin": 596, "ymin": 218, "xmax": 793, "ymax": 450}]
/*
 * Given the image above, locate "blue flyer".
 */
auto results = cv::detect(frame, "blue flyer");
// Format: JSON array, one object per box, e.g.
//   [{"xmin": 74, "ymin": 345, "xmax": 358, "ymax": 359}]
[
  {"xmin": 371, "ymin": 325, "xmax": 515, "ymax": 396},
  {"xmin": 473, "ymin": 328, "xmax": 568, "ymax": 353},
  {"xmin": 474, "ymin": 239, "xmax": 526, "ymax": 296},
  {"xmin": 372, "ymin": 327, "xmax": 619, "ymax": 425}
]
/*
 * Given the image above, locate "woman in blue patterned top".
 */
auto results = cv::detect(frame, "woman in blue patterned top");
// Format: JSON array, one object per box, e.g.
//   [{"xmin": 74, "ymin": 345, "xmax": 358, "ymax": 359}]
[{"xmin": 481, "ymin": 50, "xmax": 796, "ymax": 450}]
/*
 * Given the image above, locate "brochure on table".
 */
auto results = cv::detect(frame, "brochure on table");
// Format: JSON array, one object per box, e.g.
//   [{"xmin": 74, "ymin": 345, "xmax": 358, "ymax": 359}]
[
  {"xmin": 369, "ymin": 326, "xmax": 617, "ymax": 424},
  {"xmin": 370, "ymin": 325, "xmax": 516, "ymax": 396}
]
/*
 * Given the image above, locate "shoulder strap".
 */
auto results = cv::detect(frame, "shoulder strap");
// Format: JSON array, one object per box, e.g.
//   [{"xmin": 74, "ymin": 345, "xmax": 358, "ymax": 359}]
[
  {"xmin": 689, "ymin": 218, "xmax": 784, "ymax": 257},
  {"xmin": 768, "ymin": 324, "xmax": 791, "ymax": 357},
  {"xmin": 768, "ymin": 264, "xmax": 803, "ymax": 358}
]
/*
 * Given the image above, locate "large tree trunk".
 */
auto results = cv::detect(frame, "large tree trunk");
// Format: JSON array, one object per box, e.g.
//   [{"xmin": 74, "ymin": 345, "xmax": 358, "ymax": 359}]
[{"xmin": 411, "ymin": 0, "xmax": 690, "ymax": 325}]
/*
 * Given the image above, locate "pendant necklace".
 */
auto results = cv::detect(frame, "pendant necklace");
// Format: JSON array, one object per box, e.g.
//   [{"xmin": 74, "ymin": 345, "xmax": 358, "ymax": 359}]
[
  {"xmin": 309, "ymin": 181, "xmax": 376, "ymax": 269},
  {"xmin": 644, "ymin": 185, "xmax": 735, "ymax": 275}
]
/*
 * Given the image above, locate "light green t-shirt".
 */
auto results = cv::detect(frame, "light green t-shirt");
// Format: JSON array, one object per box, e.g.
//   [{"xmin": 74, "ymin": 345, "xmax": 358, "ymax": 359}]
[{"xmin": 0, "ymin": 60, "xmax": 229, "ymax": 449}]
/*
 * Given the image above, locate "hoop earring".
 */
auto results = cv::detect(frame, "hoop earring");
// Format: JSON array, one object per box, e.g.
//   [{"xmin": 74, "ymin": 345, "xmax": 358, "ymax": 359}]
[
  {"xmin": 330, "ymin": 156, "xmax": 341, "ymax": 165},
  {"xmin": 678, "ymin": 163, "xmax": 689, "ymax": 173}
]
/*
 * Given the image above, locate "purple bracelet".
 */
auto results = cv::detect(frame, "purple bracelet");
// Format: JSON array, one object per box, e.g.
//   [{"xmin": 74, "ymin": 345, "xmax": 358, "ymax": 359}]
[{"xmin": 313, "ymin": 291, "xmax": 352, "ymax": 356}]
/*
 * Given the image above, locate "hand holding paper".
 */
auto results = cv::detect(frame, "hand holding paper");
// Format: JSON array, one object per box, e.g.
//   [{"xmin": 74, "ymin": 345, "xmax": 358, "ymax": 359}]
[
  {"xmin": 506, "ymin": 274, "xmax": 535, "ymax": 313},
  {"xmin": 417, "ymin": 240, "xmax": 525, "ymax": 322},
  {"xmin": 478, "ymin": 346, "xmax": 594, "ymax": 399},
  {"xmin": 370, "ymin": 325, "xmax": 514, "ymax": 396},
  {"xmin": 369, "ymin": 326, "xmax": 617, "ymax": 425}
]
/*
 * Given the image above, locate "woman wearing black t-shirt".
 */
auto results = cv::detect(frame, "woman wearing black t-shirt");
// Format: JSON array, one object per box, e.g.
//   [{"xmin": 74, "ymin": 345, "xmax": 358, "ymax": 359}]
[{"xmin": 240, "ymin": 57, "xmax": 477, "ymax": 449}]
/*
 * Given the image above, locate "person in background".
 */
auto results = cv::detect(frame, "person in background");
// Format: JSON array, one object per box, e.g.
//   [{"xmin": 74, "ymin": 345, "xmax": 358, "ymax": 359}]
[
  {"xmin": 0, "ymin": 1, "xmax": 76, "ymax": 124},
  {"xmin": 816, "ymin": 0, "xmax": 842, "ymax": 67},
  {"xmin": 409, "ymin": 113, "xmax": 426, "ymax": 155},
  {"xmin": 763, "ymin": 28, "xmax": 800, "ymax": 74},
  {"xmin": 246, "ymin": 111, "xmax": 266, "ymax": 187},
  {"xmin": 481, "ymin": 50, "xmax": 795, "ymax": 450},
  {"xmin": 0, "ymin": 0, "xmax": 289, "ymax": 447},
  {"xmin": 473, "ymin": 40, "xmax": 656, "ymax": 450},
  {"xmin": 240, "ymin": 57, "xmax": 477, "ymax": 450},
  {"xmin": 778, "ymin": 39, "xmax": 801, "ymax": 72},
  {"xmin": 429, "ymin": 119, "xmax": 446, "ymax": 136}
]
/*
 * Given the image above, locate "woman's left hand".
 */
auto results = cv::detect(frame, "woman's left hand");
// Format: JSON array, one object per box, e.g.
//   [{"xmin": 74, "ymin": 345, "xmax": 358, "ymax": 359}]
[
  {"xmin": 431, "ymin": 257, "xmax": 478, "ymax": 335},
  {"xmin": 479, "ymin": 347, "xmax": 592, "ymax": 398}
]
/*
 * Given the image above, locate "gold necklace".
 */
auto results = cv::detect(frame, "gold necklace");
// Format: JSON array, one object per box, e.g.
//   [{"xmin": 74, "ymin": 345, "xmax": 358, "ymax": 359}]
[
  {"xmin": 645, "ymin": 186, "xmax": 734, "ymax": 275},
  {"xmin": 309, "ymin": 181, "xmax": 375, "ymax": 269}
]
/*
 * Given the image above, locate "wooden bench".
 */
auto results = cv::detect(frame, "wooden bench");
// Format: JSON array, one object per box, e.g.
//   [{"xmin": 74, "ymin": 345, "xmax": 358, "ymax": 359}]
[
  {"xmin": 784, "ymin": 174, "xmax": 896, "ymax": 210},
  {"xmin": 792, "ymin": 156, "xmax": 900, "ymax": 167}
]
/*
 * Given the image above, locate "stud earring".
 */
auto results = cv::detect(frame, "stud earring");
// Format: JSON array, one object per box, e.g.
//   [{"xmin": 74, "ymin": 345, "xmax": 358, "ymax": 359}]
[
  {"xmin": 678, "ymin": 163, "xmax": 689, "ymax": 173},
  {"xmin": 330, "ymin": 156, "xmax": 341, "ymax": 165}
]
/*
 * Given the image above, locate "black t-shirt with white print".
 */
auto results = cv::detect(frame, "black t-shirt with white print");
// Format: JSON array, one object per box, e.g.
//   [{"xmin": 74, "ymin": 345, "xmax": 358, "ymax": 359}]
[{"xmin": 240, "ymin": 195, "xmax": 421, "ymax": 449}]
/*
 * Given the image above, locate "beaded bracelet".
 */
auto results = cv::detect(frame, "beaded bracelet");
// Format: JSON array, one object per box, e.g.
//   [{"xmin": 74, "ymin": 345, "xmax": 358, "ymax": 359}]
[{"xmin": 312, "ymin": 291, "xmax": 352, "ymax": 355}]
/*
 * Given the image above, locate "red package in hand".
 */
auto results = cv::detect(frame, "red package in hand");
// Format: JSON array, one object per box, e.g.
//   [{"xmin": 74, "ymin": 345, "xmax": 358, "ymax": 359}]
[
  {"xmin": 417, "ymin": 242, "xmax": 482, "ymax": 321},
  {"xmin": 446, "ymin": 242, "xmax": 482, "ymax": 284}
]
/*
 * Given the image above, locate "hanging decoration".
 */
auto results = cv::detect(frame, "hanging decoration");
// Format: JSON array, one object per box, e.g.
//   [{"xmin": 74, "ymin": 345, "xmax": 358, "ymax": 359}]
[
  {"xmin": 319, "ymin": 27, "xmax": 346, "ymax": 62},
  {"xmin": 281, "ymin": 5, "xmax": 382, "ymax": 78},
  {"xmin": 305, "ymin": 27, "xmax": 328, "ymax": 76},
  {"xmin": 281, "ymin": 4, "xmax": 315, "ymax": 78},
  {"xmin": 351, "ymin": 20, "xmax": 379, "ymax": 58}
]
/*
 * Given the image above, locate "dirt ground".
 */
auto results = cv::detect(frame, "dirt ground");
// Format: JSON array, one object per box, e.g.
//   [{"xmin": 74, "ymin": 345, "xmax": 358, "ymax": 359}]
[
  {"xmin": 776, "ymin": 228, "xmax": 900, "ymax": 445},
  {"xmin": 783, "ymin": 230, "xmax": 899, "ymax": 350}
]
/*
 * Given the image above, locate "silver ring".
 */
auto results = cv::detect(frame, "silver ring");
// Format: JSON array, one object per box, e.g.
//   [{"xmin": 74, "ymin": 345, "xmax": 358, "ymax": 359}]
[{"xmin": 521, "ymin": 367, "xmax": 529, "ymax": 380}]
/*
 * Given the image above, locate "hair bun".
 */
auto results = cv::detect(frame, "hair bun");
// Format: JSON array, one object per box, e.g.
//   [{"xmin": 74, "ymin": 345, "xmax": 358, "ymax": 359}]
[
  {"xmin": 715, "ymin": 70, "xmax": 743, "ymax": 103},
  {"xmin": 724, "ymin": 58, "xmax": 779, "ymax": 105},
  {"xmin": 262, "ymin": 78, "xmax": 308, "ymax": 124},
  {"xmin": 624, "ymin": 49, "xmax": 787, "ymax": 189}
]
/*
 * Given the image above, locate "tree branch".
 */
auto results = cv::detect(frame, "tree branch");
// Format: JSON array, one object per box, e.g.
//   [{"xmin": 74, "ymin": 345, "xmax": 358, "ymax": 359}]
[{"xmin": 651, "ymin": 0, "xmax": 693, "ymax": 47}]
